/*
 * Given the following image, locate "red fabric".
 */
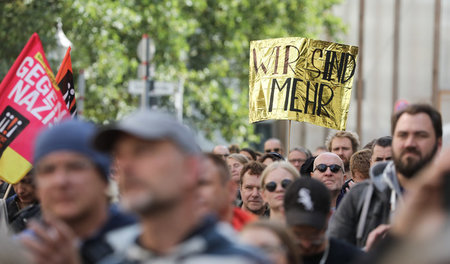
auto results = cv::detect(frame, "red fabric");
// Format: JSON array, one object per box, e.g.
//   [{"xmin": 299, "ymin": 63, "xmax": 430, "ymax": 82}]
[
  {"xmin": 55, "ymin": 47, "xmax": 77, "ymax": 116},
  {"xmin": 231, "ymin": 207, "xmax": 256, "ymax": 231},
  {"xmin": 0, "ymin": 33, "xmax": 70, "ymax": 183}
]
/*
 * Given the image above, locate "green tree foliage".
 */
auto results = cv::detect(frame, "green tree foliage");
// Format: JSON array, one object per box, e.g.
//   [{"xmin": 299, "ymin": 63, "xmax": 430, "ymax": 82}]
[{"xmin": 0, "ymin": 0, "xmax": 345, "ymax": 145}]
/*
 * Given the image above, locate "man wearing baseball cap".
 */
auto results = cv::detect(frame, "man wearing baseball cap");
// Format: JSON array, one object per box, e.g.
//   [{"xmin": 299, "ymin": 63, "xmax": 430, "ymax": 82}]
[
  {"xmin": 284, "ymin": 177, "xmax": 363, "ymax": 264},
  {"xmin": 93, "ymin": 109, "xmax": 266, "ymax": 263},
  {"xmin": 19, "ymin": 119, "xmax": 136, "ymax": 264}
]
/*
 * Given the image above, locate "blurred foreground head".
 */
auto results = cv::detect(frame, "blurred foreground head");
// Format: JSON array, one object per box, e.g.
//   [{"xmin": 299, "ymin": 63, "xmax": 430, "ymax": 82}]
[
  {"xmin": 241, "ymin": 220, "xmax": 300, "ymax": 264},
  {"xmin": 33, "ymin": 119, "xmax": 111, "ymax": 222},
  {"xmin": 284, "ymin": 178, "xmax": 331, "ymax": 256},
  {"xmin": 94, "ymin": 110, "xmax": 201, "ymax": 216}
]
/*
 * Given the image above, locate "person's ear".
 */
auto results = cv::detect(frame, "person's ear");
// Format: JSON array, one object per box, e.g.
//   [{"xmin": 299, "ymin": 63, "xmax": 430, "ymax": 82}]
[
  {"xmin": 437, "ymin": 137, "xmax": 443, "ymax": 152},
  {"xmin": 343, "ymin": 172, "xmax": 348, "ymax": 182},
  {"xmin": 184, "ymin": 156, "xmax": 202, "ymax": 188}
]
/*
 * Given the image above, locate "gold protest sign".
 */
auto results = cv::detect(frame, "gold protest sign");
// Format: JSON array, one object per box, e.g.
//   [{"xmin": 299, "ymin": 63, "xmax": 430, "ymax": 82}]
[{"xmin": 249, "ymin": 37, "xmax": 358, "ymax": 130}]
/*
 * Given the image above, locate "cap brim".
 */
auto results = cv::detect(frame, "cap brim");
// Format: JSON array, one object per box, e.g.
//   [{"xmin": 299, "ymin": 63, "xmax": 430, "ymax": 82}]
[
  {"xmin": 93, "ymin": 126, "xmax": 127, "ymax": 153},
  {"xmin": 285, "ymin": 210, "xmax": 328, "ymax": 230},
  {"xmin": 93, "ymin": 120, "xmax": 181, "ymax": 153},
  {"xmin": 93, "ymin": 110, "xmax": 200, "ymax": 154}
]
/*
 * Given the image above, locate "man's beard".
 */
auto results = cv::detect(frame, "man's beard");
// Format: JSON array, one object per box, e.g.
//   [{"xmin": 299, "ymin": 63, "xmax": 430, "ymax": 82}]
[
  {"xmin": 339, "ymin": 155, "xmax": 350, "ymax": 172},
  {"xmin": 121, "ymin": 192, "xmax": 180, "ymax": 216},
  {"xmin": 393, "ymin": 143, "xmax": 438, "ymax": 179},
  {"xmin": 344, "ymin": 161, "xmax": 350, "ymax": 173},
  {"xmin": 245, "ymin": 202, "xmax": 266, "ymax": 215}
]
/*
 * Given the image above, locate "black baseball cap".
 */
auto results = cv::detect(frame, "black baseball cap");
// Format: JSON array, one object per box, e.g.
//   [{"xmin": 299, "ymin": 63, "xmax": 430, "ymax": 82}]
[{"xmin": 284, "ymin": 178, "xmax": 331, "ymax": 230}]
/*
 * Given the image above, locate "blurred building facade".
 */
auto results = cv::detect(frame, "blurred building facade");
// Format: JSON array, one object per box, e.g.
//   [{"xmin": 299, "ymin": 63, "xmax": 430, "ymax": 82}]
[{"xmin": 256, "ymin": 0, "xmax": 450, "ymax": 153}]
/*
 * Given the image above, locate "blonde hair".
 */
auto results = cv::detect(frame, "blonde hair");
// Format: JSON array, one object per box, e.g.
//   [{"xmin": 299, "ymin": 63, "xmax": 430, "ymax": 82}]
[
  {"xmin": 227, "ymin": 153, "xmax": 249, "ymax": 165},
  {"xmin": 260, "ymin": 161, "xmax": 300, "ymax": 189},
  {"xmin": 326, "ymin": 131, "xmax": 360, "ymax": 153},
  {"xmin": 350, "ymin": 149, "xmax": 372, "ymax": 180}
]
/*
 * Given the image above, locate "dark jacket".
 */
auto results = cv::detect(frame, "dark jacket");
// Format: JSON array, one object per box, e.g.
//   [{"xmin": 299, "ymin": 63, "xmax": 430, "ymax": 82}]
[
  {"xmin": 80, "ymin": 205, "xmax": 136, "ymax": 264},
  {"xmin": 6, "ymin": 195, "xmax": 41, "ymax": 233},
  {"xmin": 303, "ymin": 237, "xmax": 365, "ymax": 264},
  {"xmin": 0, "ymin": 182, "xmax": 15, "ymax": 199},
  {"xmin": 328, "ymin": 161, "xmax": 403, "ymax": 247}
]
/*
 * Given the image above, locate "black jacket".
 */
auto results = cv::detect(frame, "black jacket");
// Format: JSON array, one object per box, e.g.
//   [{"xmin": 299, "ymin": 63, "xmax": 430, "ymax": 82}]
[{"xmin": 6, "ymin": 195, "xmax": 40, "ymax": 233}]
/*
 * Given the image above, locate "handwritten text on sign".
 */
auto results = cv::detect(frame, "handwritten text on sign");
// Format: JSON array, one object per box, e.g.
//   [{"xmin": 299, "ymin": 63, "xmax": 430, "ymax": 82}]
[{"xmin": 249, "ymin": 37, "xmax": 358, "ymax": 130}]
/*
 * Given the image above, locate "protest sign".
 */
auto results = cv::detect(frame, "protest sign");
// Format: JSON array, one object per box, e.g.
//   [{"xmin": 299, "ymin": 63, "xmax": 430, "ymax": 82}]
[
  {"xmin": 56, "ymin": 47, "xmax": 77, "ymax": 117},
  {"xmin": 0, "ymin": 33, "xmax": 70, "ymax": 183},
  {"xmin": 249, "ymin": 37, "xmax": 358, "ymax": 130}
]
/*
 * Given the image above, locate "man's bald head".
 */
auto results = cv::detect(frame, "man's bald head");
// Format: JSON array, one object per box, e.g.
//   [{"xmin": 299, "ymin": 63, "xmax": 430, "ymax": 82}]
[
  {"xmin": 213, "ymin": 145, "xmax": 230, "ymax": 160},
  {"xmin": 264, "ymin": 138, "xmax": 284, "ymax": 155},
  {"xmin": 311, "ymin": 152, "xmax": 345, "ymax": 194},
  {"xmin": 313, "ymin": 152, "xmax": 344, "ymax": 170}
]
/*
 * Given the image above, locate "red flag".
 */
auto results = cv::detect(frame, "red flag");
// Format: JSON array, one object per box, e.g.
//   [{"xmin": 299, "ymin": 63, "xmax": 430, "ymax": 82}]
[
  {"xmin": 0, "ymin": 33, "xmax": 70, "ymax": 183},
  {"xmin": 55, "ymin": 47, "xmax": 77, "ymax": 116}
]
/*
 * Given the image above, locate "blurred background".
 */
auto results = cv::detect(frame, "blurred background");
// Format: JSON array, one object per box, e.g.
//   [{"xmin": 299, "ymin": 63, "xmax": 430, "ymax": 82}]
[{"xmin": 0, "ymin": 0, "xmax": 448, "ymax": 152}]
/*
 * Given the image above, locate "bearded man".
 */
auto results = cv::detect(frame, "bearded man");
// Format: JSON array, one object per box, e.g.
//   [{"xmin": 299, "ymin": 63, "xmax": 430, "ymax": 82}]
[{"xmin": 328, "ymin": 104, "xmax": 442, "ymax": 248}]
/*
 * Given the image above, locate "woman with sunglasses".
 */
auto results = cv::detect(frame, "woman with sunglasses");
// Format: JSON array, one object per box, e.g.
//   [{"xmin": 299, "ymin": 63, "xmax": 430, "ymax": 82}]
[{"xmin": 260, "ymin": 162, "xmax": 300, "ymax": 222}]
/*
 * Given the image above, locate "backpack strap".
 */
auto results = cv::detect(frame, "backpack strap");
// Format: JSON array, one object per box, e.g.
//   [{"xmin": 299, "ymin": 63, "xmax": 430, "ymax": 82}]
[{"xmin": 356, "ymin": 183, "xmax": 374, "ymax": 242}]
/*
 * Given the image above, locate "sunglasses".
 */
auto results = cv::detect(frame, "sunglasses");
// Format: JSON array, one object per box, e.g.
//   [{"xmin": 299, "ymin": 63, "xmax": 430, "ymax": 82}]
[
  {"xmin": 265, "ymin": 179, "xmax": 292, "ymax": 192},
  {"xmin": 314, "ymin": 164, "xmax": 343, "ymax": 173},
  {"xmin": 265, "ymin": 148, "xmax": 280, "ymax": 153}
]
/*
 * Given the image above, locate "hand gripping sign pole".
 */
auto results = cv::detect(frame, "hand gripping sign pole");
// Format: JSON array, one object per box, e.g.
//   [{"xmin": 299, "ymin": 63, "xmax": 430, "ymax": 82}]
[
  {"xmin": 288, "ymin": 120, "xmax": 292, "ymax": 155},
  {"xmin": 2, "ymin": 184, "xmax": 11, "ymax": 200}
]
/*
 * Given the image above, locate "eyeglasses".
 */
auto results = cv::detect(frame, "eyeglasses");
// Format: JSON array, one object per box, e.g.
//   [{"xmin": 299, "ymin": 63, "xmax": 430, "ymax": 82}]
[
  {"xmin": 314, "ymin": 164, "xmax": 343, "ymax": 173},
  {"xmin": 265, "ymin": 179, "xmax": 292, "ymax": 192},
  {"xmin": 265, "ymin": 148, "xmax": 280, "ymax": 153}
]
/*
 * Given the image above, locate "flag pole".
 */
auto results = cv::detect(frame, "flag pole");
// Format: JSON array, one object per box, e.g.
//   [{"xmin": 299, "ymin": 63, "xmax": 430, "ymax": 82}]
[
  {"xmin": 288, "ymin": 120, "xmax": 291, "ymax": 154},
  {"xmin": 3, "ymin": 184, "xmax": 11, "ymax": 200}
]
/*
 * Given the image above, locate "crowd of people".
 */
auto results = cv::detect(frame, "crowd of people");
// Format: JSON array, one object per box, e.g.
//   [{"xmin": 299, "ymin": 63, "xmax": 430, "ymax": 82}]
[{"xmin": 0, "ymin": 102, "xmax": 449, "ymax": 264}]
